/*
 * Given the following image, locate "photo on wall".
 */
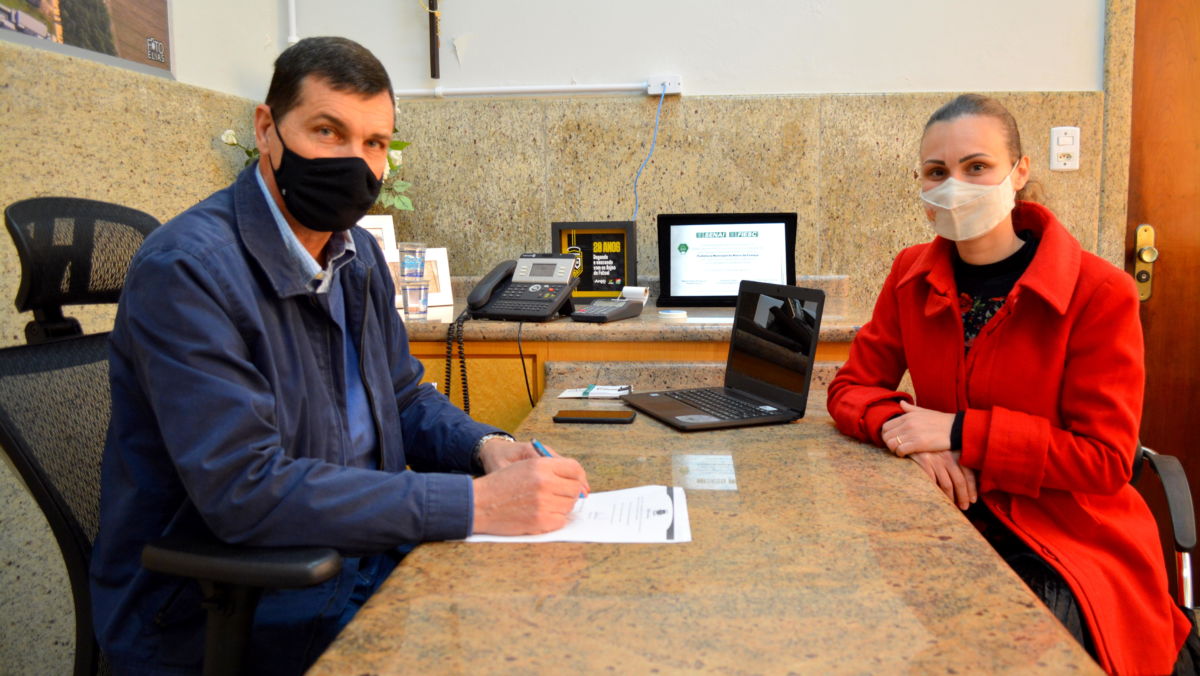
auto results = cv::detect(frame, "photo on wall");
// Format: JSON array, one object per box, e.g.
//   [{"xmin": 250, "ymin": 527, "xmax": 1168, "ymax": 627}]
[{"xmin": 0, "ymin": 0, "xmax": 171, "ymax": 71}]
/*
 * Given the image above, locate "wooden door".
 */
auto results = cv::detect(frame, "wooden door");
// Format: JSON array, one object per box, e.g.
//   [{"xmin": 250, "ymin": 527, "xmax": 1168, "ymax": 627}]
[{"xmin": 1126, "ymin": 0, "xmax": 1200, "ymax": 602}]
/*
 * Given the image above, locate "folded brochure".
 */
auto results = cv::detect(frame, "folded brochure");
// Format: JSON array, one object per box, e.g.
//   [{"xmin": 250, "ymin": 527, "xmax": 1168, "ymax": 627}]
[{"xmin": 558, "ymin": 384, "xmax": 631, "ymax": 399}]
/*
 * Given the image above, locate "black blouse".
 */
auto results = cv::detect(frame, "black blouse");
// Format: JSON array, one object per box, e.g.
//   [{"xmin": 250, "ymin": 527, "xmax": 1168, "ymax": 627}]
[{"xmin": 947, "ymin": 230, "xmax": 1039, "ymax": 449}]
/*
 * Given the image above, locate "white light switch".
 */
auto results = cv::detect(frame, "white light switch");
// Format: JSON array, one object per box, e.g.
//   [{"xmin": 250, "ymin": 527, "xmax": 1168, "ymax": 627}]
[{"xmin": 1050, "ymin": 126, "xmax": 1080, "ymax": 171}]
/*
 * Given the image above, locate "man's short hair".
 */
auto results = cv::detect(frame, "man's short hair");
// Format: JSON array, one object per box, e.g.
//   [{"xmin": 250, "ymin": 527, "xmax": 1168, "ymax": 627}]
[{"xmin": 265, "ymin": 36, "xmax": 394, "ymax": 122}]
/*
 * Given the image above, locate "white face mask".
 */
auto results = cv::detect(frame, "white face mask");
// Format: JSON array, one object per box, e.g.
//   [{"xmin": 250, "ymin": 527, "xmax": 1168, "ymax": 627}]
[{"xmin": 920, "ymin": 162, "xmax": 1018, "ymax": 241}]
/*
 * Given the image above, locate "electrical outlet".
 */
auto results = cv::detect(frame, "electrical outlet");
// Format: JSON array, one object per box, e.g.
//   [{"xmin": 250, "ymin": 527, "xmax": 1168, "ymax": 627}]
[
  {"xmin": 1050, "ymin": 126, "xmax": 1081, "ymax": 171},
  {"xmin": 647, "ymin": 75, "xmax": 682, "ymax": 96}
]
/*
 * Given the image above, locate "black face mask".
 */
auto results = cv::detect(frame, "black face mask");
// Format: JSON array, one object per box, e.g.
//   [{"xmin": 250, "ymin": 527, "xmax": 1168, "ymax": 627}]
[{"xmin": 270, "ymin": 122, "xmax": 382, "ymax": 233}]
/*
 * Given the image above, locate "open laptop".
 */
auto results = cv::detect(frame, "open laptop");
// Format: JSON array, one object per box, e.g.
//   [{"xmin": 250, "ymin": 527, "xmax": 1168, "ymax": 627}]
[{"xmin": 622, "ymin": 280, "xmax": 825, "ymax": 431}]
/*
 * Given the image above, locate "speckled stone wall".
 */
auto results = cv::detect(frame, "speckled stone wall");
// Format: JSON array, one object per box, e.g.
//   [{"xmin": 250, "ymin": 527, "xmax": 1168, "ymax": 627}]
[
  {"xmin": 392, "ymin": 90, "xmax": 1109, "ymax": 315},
  {"xmin": 1099, "ymin": 0, "xmax": 1136, "ymax": 265},
  {"xmin": 0, "ymin": 40, "xmax": 256, "ymax": 347},
  {"xmin": 0, "ymin": 0, "xmax": 1134, "ymax": 670},
  {"xmin": 0, "ymin": 43, "xmax": 1128, "ymax": 345}
]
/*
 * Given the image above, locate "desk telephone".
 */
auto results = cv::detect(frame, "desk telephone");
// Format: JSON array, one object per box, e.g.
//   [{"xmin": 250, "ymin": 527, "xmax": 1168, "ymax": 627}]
[
  {"xmin": 447, "ymin": 253, "xmax": 578, "ymax": 415},
  {"xmin": 467, "ymin": 253, "xmax": 579, "ymax": 322}
]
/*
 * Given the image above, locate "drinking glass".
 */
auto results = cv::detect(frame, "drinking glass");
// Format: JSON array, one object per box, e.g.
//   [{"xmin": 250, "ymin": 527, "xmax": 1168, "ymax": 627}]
[
  {"xmin": 400, "ymin": 280, "xmax": 429, "ymax": 321},
  {"xmin": 399, "ymin": 242, "xmax": 426, "ymax": 279}
]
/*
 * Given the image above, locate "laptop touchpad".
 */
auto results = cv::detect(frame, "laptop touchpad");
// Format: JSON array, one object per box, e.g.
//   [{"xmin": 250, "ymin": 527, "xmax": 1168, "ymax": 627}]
[{"xmin": 676, "ymin": 414, "xmax": 721, "ymax": 423}]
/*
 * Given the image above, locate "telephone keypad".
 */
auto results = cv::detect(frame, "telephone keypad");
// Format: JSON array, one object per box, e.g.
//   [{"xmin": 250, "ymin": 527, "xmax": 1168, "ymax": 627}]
[
  {"xmin": 470, "ymin": 254, "xmax": 578, "ymax": 322},
  {"xmin": 475, "ymin": 283, "xmax": 572, "ymax": 320}
]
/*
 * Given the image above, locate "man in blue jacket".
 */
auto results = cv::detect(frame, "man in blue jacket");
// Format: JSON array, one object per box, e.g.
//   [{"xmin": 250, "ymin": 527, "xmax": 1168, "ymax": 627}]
[{"xmin": 90, "ymin": 36, "xmax": 589, "ymax": 675}]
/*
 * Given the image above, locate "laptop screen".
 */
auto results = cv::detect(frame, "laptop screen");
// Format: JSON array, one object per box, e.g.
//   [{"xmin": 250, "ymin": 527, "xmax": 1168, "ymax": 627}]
[{"xmin": 724, "ymin": 281, "xmax": 824, "ymax": 411}]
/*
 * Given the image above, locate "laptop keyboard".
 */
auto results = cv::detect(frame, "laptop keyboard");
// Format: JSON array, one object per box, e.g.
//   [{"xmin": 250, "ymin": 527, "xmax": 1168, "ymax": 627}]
[{"xmin": 666, "ymin": 388, "xmax": 769, "ymax": 420}]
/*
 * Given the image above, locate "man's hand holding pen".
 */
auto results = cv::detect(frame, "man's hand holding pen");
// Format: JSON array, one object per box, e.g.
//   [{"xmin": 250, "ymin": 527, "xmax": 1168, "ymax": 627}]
[{"xmin": 472, "ymin": 438, "xmax": 590, "ymax": 535}]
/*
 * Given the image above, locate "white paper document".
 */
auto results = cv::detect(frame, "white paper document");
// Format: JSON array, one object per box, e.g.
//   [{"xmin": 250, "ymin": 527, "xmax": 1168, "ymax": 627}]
[
  {"xmin": 465, "ymin": 485, "xmax": 691, "ymax": 543},
  {"xmin": 669, "ymin": 221, "xmax": 788, "ymax": 296}
]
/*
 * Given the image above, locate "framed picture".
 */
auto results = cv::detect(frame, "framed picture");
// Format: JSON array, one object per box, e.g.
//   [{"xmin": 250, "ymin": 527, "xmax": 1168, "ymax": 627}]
[
  {"xmin": 425, "ymin": 247, "xmax": 453, "ymax": 306},
  {"xmin": 0, "ymin": 0, "xmax": 172, "ymax": 73},
  {"xmin": 357, "ymin": 215, "xmax": 405, "ymax": 308},
  {"xmin": 550, "ymin": 221, "xmax": 637, "ymax": 300},
  {"xmin": 357, "ymin": 214, "xmax": 397, "ymax": 254}
]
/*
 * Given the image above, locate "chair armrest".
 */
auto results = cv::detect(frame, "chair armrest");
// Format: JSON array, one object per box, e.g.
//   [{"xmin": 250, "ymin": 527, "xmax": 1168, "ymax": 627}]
[
  {"xmin": 1141, "ymin": 447, "xmax": 1197, "ymax": 553},
  {"xmin": 142, "ymin": 536, "xmax": 343, "ymax": 589}
]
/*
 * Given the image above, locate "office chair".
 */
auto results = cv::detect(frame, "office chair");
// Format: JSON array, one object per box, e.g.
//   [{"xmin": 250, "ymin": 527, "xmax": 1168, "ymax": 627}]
[
  {"xmin": 4, "ymin": 196, "xmax": 160, "ymax": 345},
  {"xmin": 0, "ymin": 333, "xmax": 111, "ymax": 675},
  {"xmin": 1133, "ymin": 444, "xmax": 1197, "ymax": 609},
  {"xmin": 0, "ymin": 197, "xmax": 343, "ymax": 676}
]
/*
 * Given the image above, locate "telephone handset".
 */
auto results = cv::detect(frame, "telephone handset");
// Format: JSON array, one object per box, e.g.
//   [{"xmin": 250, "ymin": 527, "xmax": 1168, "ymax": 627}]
[
  {"xmin": 466, "ymin": 260, "xmax": 516, "ymax": 311},
  {"xmin": 467, "ymin": 253, "xmax": 579, "ymax": 322},
  {"xmin": 445, "ymin": 253, "xmax": 578, "ymax": 415}
]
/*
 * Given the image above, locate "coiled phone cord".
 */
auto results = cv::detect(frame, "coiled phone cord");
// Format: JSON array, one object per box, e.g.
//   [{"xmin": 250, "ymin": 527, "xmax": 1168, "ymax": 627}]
[{"xmin": 444, "ymin": 308, "xmax": 471, "ymax": 414}]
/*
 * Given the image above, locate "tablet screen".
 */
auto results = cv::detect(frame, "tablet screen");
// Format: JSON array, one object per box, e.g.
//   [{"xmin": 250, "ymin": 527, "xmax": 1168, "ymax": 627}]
[{"xmin": 657, "ymin": 213, "xmax": 797, "ymax": 306}]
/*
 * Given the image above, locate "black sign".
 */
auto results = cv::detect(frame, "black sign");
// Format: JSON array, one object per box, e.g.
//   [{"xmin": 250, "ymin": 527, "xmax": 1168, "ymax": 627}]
[{"xmin": 551, "ymin": 221, "xmax": 637, "ymax": 300}]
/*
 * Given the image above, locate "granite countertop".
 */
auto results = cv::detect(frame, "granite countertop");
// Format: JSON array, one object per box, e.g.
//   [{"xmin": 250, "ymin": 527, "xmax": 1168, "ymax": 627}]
[
  {"xmin": 404, "ymin": 299, "xmax": 864, "ymax": 343},
  {"xmin": 402, "ymin": 275, "xmax": 865, "ymax": 343},
  {"xmin": 309, "ymin": 364, "xmax": 1099, "ymax": 675}
]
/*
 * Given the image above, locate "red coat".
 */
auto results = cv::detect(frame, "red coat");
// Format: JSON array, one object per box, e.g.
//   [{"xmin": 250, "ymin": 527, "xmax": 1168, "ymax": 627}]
[{"xmin": 828, "ymin": 202, "xmax": 1188, "ymax": 674}]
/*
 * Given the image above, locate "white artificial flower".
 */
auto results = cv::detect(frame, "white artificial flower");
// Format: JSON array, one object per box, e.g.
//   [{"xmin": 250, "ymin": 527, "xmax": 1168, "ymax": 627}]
[
  {"xmin": 388, "ymin": 149, "xmax": 403, "ymax": 167},
  {"xmin": 221, "ymin": 129, "xmax": 238, "ymax": 146},
  {"xmin": 382, "ymin": 162, "xmax": 390, "ymax": 180}
]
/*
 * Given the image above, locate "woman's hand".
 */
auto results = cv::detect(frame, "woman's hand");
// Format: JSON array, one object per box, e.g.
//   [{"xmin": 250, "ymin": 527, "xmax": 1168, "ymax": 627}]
[
  {"xmin": 881, "ymin": 401, "xmax": 955, "ymax": 457},
  {"xmin": 909, "ymin": 450, "xmax": 977, "ymax": 510}
]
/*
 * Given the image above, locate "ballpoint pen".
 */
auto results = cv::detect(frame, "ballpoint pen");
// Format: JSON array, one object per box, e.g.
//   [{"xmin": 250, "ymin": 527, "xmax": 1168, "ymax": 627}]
[
  {"xmin": 530, "ymin": 438, "xmax": 553, "ymax": 458},
  {"xmin": 531, "ymin": 439, "xmax": 586, "ymax": 498}
]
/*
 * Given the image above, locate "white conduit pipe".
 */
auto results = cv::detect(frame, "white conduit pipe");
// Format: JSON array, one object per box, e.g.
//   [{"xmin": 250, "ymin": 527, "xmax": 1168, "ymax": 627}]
[
  {"xmin": 286, "ymin": 0, "xmax": 299, "ymax": 45},
  {"xmin": 394, "ymin": 82, "xmax": 649, "ymax": 99}
]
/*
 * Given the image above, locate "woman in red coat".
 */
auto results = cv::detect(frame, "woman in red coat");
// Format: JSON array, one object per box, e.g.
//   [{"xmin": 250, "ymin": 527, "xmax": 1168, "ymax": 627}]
[{"xmin": 827, "ymin": 94, "xmax": 1191, "ymax": 674}]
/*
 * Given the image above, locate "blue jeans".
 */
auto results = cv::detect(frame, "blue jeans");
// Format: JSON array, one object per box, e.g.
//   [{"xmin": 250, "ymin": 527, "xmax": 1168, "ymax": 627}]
[{"xmin": 242, "ymin": 548, "xmax": 406, "ymax": 675}]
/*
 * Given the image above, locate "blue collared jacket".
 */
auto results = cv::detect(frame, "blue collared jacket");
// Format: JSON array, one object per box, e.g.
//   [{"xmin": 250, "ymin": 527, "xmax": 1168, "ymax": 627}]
[{"xmin": 90, "ymin": 166, "xmax": 500, "ymax": 673}]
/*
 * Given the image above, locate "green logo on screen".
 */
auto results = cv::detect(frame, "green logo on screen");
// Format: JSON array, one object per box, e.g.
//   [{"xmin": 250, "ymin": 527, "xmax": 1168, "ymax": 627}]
[{"xmin": 677, "ymin": 243, "xmax": 689, "ymax": 254}]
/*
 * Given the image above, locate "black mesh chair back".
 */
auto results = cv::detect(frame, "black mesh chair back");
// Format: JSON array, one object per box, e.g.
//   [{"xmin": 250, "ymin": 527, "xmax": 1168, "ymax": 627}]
[
  {"xmin": 0, "ymin": 333, "xmax": 112, "ymax": 675},
  {"xmin": 5, "ymin": 197, "xmax": 159, "ymax": 344}
]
